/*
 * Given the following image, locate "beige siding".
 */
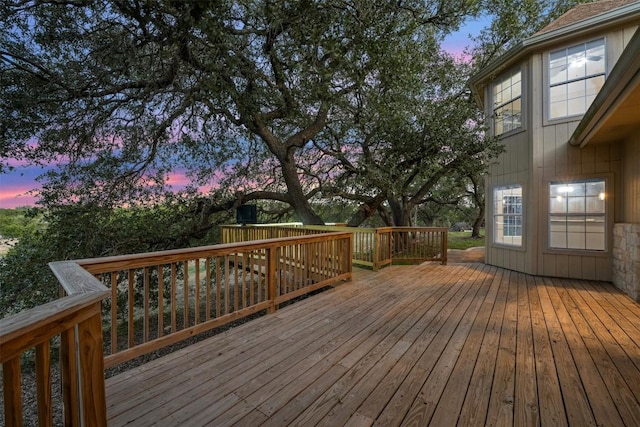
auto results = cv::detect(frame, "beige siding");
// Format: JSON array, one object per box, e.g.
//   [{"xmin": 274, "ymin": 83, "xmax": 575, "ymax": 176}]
[
  {"xmin": 527, "ymin": 27, "xmax": 637, "ymax": 282},
  {"xmin": 622, "ymin": 134, "xmax": 640, "ymax": 223},
  {"xmin": 485, "ymin": 25, "xmax": 638, "ymax": 282}
]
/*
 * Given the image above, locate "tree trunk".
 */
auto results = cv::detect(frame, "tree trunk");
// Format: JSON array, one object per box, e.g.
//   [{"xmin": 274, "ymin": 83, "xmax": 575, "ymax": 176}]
[
  {"xmin": 346, "ymin": 194, "xmax": 387, "ymax": 227},
  {"xmin": 280, "ymin": 156, "xmax": 324, "ymax": 225},
  {"xmin": 388, "ymin": 198, "xmax": 413, "ymax": 227},
  {"xmin": 472, "ymin": 203, "xmax": 484, "ymax": 238}
]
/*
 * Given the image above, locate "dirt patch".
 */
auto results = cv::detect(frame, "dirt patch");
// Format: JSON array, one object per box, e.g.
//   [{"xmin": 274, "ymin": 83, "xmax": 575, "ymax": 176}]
[
  {"xmin": 0, "ymin": 238, "xmax": 18, "ymax": 257},
  {"xmin": 447, "ymin": 246, "xmax": 485, "ymax": 263}
]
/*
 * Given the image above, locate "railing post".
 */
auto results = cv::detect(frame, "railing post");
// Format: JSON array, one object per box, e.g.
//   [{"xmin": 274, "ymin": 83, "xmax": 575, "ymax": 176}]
[
  {"xmin": 266, "ymin": 246, "xmax": 277, "ymax": 314},
  {"xmin": 61, "ymin": 326, "xmax": 80, "ymax": 426},
  {"xmin": 373, "ymin": 230, "xmax": 380, "ymax": 271},
  {"xmin": 77, "ymin": 306, "xmax": 107, "ymax": 426},
  {"xmin": 442, "ymin": 229, "xmax": 448, "ymax": 265}
]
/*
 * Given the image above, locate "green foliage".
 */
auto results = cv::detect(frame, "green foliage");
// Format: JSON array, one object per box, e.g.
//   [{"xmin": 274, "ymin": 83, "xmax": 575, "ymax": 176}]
[
  {"xmin": 0, "ymin": 201, "xmax": 228, "ymax": 317},
  {"xmin": 0, "ymin": 207, "xmax": 45, "ymax": 238},
  {"xmin": 0, "ymin": 232, "xmax": 58, "ymax": 316}
]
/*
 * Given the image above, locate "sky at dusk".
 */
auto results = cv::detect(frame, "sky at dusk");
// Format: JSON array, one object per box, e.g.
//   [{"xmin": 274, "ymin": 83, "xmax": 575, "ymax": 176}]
[{"xmin": 0, "ymin": 18, "xmax": 487, "ymax": 209}]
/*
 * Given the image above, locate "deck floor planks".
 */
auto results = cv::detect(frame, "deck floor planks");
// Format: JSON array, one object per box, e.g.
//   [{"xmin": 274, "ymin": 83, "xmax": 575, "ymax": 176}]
[
  {"xmin": 566, "ymin": 279, "xmax": 640, "ymax": 396},
  {"xmin": 261, "ymin": 264, "xmax": 477, "ymax": 427},
  {"xmin": 372, "ymin": 264, "xmax": 490, "ymax": 426},
  {"xmin": 212, "ymin": 264, "xmax": 455, "ymax": 425},
  {"xmin": 336, "ymin": 265, "xmax": 490, "ymax": 424},
  {"xmin": 544, "ymin": 277, "xmax": 625, "ymax": 426},
  {"xmin": 485, "ymin": 268, "xmax": 518, "ymax": 427},
  {"xmin": 104, "ymin": 264, "xmax": 640, "ymax": 426},
  {"xmin": 526, "ymin": 274, "xmax": 566, "ymax": 426},
  {"xmin": 399, "ymin": 264, "xmax": 497, "ymax": 426},
  {"xmin": 392, "ymin": 265, "xmax": 499, "ymax": 426},
  {"xmin": 553, "ymin": 278, "xmax": 640, "ymax": 425},
  {"xmin": 116, "ymin": 267, "xmax": 426, "ymax": 425},
  {"xmin": 316, "ymin": 265, "xmax": 497, "ymax": 427}
]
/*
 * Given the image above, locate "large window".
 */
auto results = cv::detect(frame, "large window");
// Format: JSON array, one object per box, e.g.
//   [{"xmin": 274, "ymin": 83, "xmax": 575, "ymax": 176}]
[
  {"xmin": 494, "ymin": 186, "xmax": 523, "ymax": 246},
  {"xmin": 549, "ymin": 179, "xmax": 606, "ymax": 251},
  {"xmin": 549, "ymin": 38, "xmax": 605, "ymax": 119},
  {"xmin": 492, "ymin": 68, "xmax": 522, "ymax": 135}
]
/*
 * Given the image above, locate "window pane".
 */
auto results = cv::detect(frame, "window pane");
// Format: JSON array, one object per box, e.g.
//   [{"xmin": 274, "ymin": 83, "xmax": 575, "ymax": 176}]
[
  {"xmin": 586, "ymin": 233, "xmax": 605, "ymax": 250},
  {"xmin": 586, "ymin": 39, "xmax": 605, "ymax": 75},
  {"xmin": 550, "ymin": 232, "xmax": 567, "ymax": 248},
  {"xmin": 567, "ymin": 196, "xmax": 586, "ymax": 213},
  {"xmin": 549, "ymin": 196, "xmax": 566, "ymax": 213},
  {"xmin": 549, "ymin": 215, "xmax": 567, "ymax": 232},
  {"xmin": 586, "ymin": 196, "xmax": 605, "ymax": 213},
  {"xmin": 549, "ymin": 50, "xmax": 567, "ymax": 85},
  {"xmin": 586, "ymin": 75, "xmax": 605, "ymax": 96},
  {"xmin": 567, "ymin": 232, "xmax": 586, "ymax": 249}
]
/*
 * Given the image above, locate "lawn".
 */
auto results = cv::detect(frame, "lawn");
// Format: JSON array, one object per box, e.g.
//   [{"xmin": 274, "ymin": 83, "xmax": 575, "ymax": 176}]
[{"xmin": 448, "ymin": 230, "xmax": 485, "ymax": 250}]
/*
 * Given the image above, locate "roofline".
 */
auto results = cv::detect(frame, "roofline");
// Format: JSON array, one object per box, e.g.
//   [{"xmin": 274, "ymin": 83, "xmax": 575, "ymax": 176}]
[
  {"xmin": 469, "ymin": 1, "xmax": 640, "ymax": 105},
  {"xmin": 568, "ymin": 27, "xmax": 640, "ymax": 147}
]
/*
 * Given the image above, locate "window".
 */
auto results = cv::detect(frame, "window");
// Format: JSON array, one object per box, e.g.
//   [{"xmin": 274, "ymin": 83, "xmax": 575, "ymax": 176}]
[
  {"xmin": 549, "ymin": 38, "xmax": 605, "ymax": 119},
  {"xmin": 549, "ymin": 179, "xmax": 606, "ymax": 250},
  {"xmin": 494, "ymin": 186, "xmax": 523, "ymax": 246},
  {"xmin": 492, "ymin": 68, "xmax": 522, "ymax": 135}
]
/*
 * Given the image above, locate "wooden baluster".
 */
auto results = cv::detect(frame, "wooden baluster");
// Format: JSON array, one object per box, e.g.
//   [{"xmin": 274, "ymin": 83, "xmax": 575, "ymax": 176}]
[
  {"xmin": 195, "ymin": 259, "xmax": 200, "ymax": 325},
  {"xmin": 3, "ymin": 357, "xmax": 22, "ymax": 427},
  {"xmin": 183, "ymin": 260, "xmax": 189, "ymax": 329},
  {"xmin": 171, "ymin": 263, "xmax": 177, "ymax": 334},
  {"xmin": 61, "ymin": 327, "xmax": 79, "ymax": 426},
  {"xmin": 144, "ymin": 267, "xmax": 149, "ymax": 343},
  {"xmin": 128, "ymin": 270, "xmax": 134, "ymax": 349},
  {"xmin": 110, "ymin": 272, "xmax": 118, "ymax": 354},
  {"xmin": 36, "ymin": 341, "xmax": 53, "ymax": 427},
  {"xmin": 216, "ymin": 257, "xmax": 222, "ymax": 317},
  {"xmin": 205, "ymin": 258, "xmax": 211, "ymax": 321},
  {"xmin": 266, "ymin": 247, "xmax": 277, "ymax": 314},
  {"xmin": 158, "ymin": 266, "xmax": 164, "ymax": 338}
]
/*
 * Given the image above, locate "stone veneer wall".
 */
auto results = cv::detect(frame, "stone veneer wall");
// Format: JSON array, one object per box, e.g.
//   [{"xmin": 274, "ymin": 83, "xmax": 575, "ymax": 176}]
[{"xmin": 613, "ymin": 223, "xmax": 640, "ymax": 301}]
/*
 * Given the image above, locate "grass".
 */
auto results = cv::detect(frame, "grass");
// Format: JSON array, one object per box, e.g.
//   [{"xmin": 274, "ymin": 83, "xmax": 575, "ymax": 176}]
[{"xmin": 448, "ymin": 230, "xmax": 485, "ymax": 250}]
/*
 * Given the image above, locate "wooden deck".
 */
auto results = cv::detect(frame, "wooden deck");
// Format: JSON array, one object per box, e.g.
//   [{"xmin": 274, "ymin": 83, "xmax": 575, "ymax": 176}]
[{"xmin": 105, "ymin": 263, "xmax": 640, "ymax": 426}]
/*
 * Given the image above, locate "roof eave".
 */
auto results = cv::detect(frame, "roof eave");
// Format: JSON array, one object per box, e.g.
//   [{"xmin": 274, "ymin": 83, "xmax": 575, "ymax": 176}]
[{"xmin": 568, "ymin": 27, "xmax": 640, "ymax": 147}]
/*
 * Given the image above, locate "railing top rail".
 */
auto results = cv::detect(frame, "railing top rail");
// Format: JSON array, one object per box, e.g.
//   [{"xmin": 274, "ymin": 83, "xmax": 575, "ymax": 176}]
[
  {"xmin": 77, "ymin": 232, "xmax": 352, "ymax": 274},
  {"xmin": 0, "ymin": 261, "xmax": 109, "ymax": 363}
]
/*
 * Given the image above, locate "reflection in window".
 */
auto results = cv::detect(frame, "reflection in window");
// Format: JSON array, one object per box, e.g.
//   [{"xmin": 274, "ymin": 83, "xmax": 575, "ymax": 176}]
[
  {"xmin": 549, "ymin": 38, "xmax": 605, "ymax": 119},
  {"xmin": 492, "ymin": 68, "xmax": 522, "ymax": 135},
  {"xmin": 549, "ymin": 179, "xmax": 606, "ymax": 250},
  {"xmin": 494, "ymin": 186, "xmax": 522, "ymax": 246}
]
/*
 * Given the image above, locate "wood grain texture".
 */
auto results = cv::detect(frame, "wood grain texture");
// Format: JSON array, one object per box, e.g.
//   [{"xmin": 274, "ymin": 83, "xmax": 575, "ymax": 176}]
[{"xmin": 103, "ymin": 264, "xmax": 640, "ymax": 427}]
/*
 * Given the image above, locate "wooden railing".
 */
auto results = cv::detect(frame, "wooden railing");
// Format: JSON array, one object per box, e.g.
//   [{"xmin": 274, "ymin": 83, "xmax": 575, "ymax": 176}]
[
  {"xmin": 0, "ymin": 232, "xmax": 352, "ymax": 426},
  {"xmin": 221, "ymin": 225, "xmax": 447, "ymax": 270},
  {"xmin": 79, "ymin": 232, "xmax": 352, "ymax": 368},
  {"xmin": 1, "ymin": 261, "xmax": 110, "ymax": 426}
]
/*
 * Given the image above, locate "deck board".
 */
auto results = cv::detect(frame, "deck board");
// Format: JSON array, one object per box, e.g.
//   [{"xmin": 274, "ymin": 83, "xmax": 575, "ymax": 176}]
[{"xmin": 106, "ymin": 263, "xmax": 640, "ymax": 426}]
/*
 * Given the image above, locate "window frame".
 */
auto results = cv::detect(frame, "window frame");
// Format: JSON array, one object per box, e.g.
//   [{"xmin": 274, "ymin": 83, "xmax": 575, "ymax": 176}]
[
  {"xmin": 491, "ymin": 67, "xmax": 524, "ymax": 137},
  {"xmin": 546, "ymin": 178, "xmax": 608, "ymax": 252},
  {"xmin": 492, "ymin": 185, "xmax": 524, "ymax": 248},
  {"xmin": 545, "ymin": 37, "xmax": 607, "ymax": 122}
]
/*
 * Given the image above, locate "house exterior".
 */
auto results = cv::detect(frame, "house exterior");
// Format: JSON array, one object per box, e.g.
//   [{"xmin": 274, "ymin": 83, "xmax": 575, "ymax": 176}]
[{"xmin": 469, "ymin": 0, "xmax": 640, "ymax": 299}]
